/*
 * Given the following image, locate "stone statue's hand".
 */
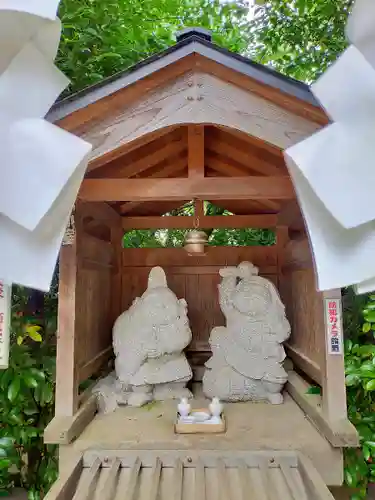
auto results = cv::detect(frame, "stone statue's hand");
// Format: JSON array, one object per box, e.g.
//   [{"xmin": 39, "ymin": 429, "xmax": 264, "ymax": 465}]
[{"xmin": 219, "ymin": 266, "xmax": 238, "ymax": 278}]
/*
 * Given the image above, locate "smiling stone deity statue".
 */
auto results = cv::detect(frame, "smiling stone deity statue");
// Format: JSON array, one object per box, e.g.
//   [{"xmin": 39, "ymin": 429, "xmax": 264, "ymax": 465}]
[
  {"xmin": 203, "ymin": 262, "xmax": 291, "ymax": 404},
  {"xmin": 112, "ymin": 266, "xmax": 193, "ymax": 407}
]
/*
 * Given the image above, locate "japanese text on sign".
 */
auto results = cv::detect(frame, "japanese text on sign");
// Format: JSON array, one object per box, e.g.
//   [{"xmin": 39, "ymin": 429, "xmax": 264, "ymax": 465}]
[
  {"xmin": 325, "ymin": 298, "xmax": 343, "ymax": 355},
  {"xmin": 0, "ymin": 279, "xmax": 11, "ymax": 369}
]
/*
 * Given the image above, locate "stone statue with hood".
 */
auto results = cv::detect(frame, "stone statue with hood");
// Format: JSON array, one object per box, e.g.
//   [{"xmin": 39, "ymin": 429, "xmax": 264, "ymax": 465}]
[
  {"xmin": 105, "ymin": 266, "xmax": 193, "ymax": 408},
  {"xmin": 203, "ymin": 261, "xmax": 291, "ymax": 404}
]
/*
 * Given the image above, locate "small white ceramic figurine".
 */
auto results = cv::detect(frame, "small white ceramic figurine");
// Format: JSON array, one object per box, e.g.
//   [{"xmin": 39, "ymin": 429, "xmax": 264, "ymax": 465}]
[
  {"xmin": 209, "ymin": 397, "xmax": 223, "ymax": 423},
  {"xmin": 178, "ymin": 397, "xmax": 191, "ymax": 417}
]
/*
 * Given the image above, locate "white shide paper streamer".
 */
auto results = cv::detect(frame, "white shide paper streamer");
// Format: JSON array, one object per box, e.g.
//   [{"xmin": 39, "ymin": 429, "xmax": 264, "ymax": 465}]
[
  {"xmin": 0, "ymin": 2, "xmax": 92, "ymax": 367},
  {"xmin": 284, "ymin": 0, "xmax": 375, "ymax": 294}
]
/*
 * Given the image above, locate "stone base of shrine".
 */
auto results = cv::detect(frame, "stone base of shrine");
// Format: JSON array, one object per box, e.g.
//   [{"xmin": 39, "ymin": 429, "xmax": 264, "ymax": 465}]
[{"xmin": 65, "ymin": 383, "xmax": 343, "ymax": 487}]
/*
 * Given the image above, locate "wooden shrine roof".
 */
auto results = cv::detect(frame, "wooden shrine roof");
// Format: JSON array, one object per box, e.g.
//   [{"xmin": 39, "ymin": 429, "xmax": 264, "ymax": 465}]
[{"xmin": 47, "ymin": 28, "xmax": 327, "ymax": 227}]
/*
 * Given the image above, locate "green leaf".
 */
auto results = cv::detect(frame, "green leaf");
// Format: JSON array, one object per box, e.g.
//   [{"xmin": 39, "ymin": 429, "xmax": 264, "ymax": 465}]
[
  {"xmin": 7, "ymin": 377, "xmax": 20, "ymax": 402},
  {"xmin": 17, "ymin": 336, "xmax": 24, "ymax": 345},
  {"xmin": 0, "ymin": 459, "xmax": 11, "ymax": 470},
  {"xmin": 363, "ymin": 445, "xmax": 371, "ymax": 461},
  {"xmin": 0, "ymin": 437, "xmax": 14, "ymax": 449},
  {"xmin": 346, "ymin": 374, "xmax": 360, "ymax": 386},
  {"xmin": 344, "ymin": 469, "xmax": 355, "ymax": 487},
  {"xmin": 360, "ymin": 363, "xmax": 375, "ymax": 376},
  {"xmin": 306, "ymin": 386, "xmax": 321, "ymax": 395},
  {"xmin": 364, "ymin": 311, "xmax": 375, "ymax": 323},
  {"xmin": 366, "ymin": 379, "xmax": 375, "ymax": 391},
  {"xmin": 362, "ymin": 322, "xmax": 371, "ymax": 333}
]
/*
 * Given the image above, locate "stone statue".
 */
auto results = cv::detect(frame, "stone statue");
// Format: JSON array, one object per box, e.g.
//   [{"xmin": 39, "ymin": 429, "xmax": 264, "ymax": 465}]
[
  {"xmin": 202, "ymin": 262, "xmax": 291, "ymax": 404},
  {"xmin": 111, "ymin": 266, "xmax": 193, "ymax": 407}
]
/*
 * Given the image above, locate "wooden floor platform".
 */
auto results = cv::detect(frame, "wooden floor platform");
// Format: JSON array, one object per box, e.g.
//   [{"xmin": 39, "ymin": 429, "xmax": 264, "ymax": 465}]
[{"xmin": 70, "ymin": 389, "xmax": 343, "ymax": 486}]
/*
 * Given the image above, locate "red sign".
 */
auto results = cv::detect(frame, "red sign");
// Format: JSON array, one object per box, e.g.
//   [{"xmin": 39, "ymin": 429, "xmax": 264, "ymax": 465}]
[{"xmin": 325, "ymin": 298, "xmax": 343, "ymax": 355}]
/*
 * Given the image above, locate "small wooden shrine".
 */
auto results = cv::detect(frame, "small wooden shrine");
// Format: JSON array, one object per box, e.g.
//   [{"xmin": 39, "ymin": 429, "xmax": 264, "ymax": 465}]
[{"xmin": 44, "ymin": 28, "xmax": 358, "ymax": 500}]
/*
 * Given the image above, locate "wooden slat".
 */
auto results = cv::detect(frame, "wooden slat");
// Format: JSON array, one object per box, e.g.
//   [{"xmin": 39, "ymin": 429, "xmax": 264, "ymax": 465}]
[
  {"xmin": 79, "ymin": 176, "xmax": 295, "ymax": 202},
  {"xmin": 121, "ymin": 458, "xmax": 141, "ymax": 500},
  {"xmin": 149, "ymin": 457, "xmax": 162, "ymax": 500},
  {"xmin": 122, "ymin": 214, "xmax": 277, "ymax": 230},
  {"xmin": 255, "ymin": 463, "xmax": 270, "ymax": 500},
  {"xmin": 44, "ymin": 455, "xmax": 83, "ymax": 500},
  {"xmin": 237, "ymin": 460, "xmax": 249, "ymax": 500},
  {"xmin": 97, "ymin": 459, "xmax": 121, "ymax": 500},
  {"xmin": 173, "ymin": 459, "xmax": 183, "ymax": 500},
  {"xmin": 72, "ymin": 457, "xmax": 101, "ymax": 500},
  {"xmin": 195, "ymin": 459, "xmax": 206, "ymax": 500},
  {"xmin": 217, "ymin": 459, "xmax": 231, "ymax": 500},
  {"xmin": 79, "ymin": 346, "xmax": 113, "ymax": 383},
  {"xmin": 188, "ymin": 125, "xmax": 204, "ymax": 178},
  {"xmin": 298, "ymin": 454, "xmax": 336, "ymax": 500},
  {"xmin": 280, "ymin": 460, "xmax": 307, "ymax": 500}
]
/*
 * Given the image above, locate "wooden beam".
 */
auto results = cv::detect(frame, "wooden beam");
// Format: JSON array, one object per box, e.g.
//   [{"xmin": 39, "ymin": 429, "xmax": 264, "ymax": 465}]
[
  {"xmin": 44, "ymin": 394, "xmax": 97, "ymax": 445},
  {"xmin": 80, "ymin": 176, "xmax": 295, "ymax": 202},
  {"xmin": 285, "ymin": 344, "xmax": 323, "ymax": 385},
  {"xmin": 122, "ymin": 214, "xmax": 277, "ymax": 230},
  {"xmin": 188, "ymin": 125, "xmax": 204, "ymax": 178},
  {"xmin": 286, "ymin": 371, "xmax": 359, "ymax": 448}
]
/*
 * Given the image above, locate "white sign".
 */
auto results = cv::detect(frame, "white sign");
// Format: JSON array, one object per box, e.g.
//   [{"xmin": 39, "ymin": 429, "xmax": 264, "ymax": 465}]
[
  {"xmin": 0, "ymin": 279, "xmax": 11, "ymax": 369},
  {"xmin": 324, "ymin": 298, "xmax": 343, "ymax": 355}
]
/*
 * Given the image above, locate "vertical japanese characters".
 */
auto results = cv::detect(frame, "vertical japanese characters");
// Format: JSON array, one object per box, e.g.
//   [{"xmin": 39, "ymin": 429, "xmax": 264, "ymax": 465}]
[{"xmin": 325, "ymin": 298, "xmax": 343, "ymax": 355}]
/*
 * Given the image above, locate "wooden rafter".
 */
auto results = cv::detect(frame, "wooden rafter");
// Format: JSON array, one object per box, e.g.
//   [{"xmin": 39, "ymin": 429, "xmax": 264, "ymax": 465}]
[
  {"xmin": 79, "ymin": 176, "xmax": 295, "ymax": 202},
  {"xmin": 205, "ymin": 154, "xmax": 253, "ymax": 177},
  {"xmin": 87, "ymin": 126, "xmax": 177, "ymax": 173},
  {"xmin": 119, "ymin": 156, "xmax": 188, "ymax": 214},
  {"xmin": 217, "ymin": 125, "xmax": 284, "ymax": 159},
  {"xmin": 91, "ymin": 134, "xmax": 186, "ymax": 179},
  {"xmin": 122, "ymin": 214, "xmax": 277, "ymax": 230},
  {"xmin": 206, "ymin": 136, "xmax": 284, "ymax": 176}
]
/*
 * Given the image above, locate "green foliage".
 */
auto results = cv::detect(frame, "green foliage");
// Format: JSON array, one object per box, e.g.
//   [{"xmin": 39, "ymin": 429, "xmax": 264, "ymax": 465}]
[
  {"xmin": 344, "ymin": 289, "xmax": 375, "ymax": 499},
  {"xmin": 57, "ymin": 0, "xmax": 252, "ymax": 94},
  {"xmin": 250, "ymin": 0, "xmax": 352, "ymax": 82},
  {"xmin": 0, "ymin": 288, "xmax": 57, "ymax": 498}
]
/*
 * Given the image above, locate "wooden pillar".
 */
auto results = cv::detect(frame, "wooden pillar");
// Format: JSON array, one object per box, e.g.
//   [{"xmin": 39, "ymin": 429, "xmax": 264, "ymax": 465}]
[
  {"xmin": 55, "ymin": 238, "xmax": 80, "ymax": 417},
  {"xmin": 321, "ymin": 288, "xmax": 348, "ymax": 422},
  {"xmin": 276, "ymin": 225, "xmax": 288, "ymax": 289},
  {"xmin": 110, "ymin": 216, "xmax": 123, "ymax": 323}
]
